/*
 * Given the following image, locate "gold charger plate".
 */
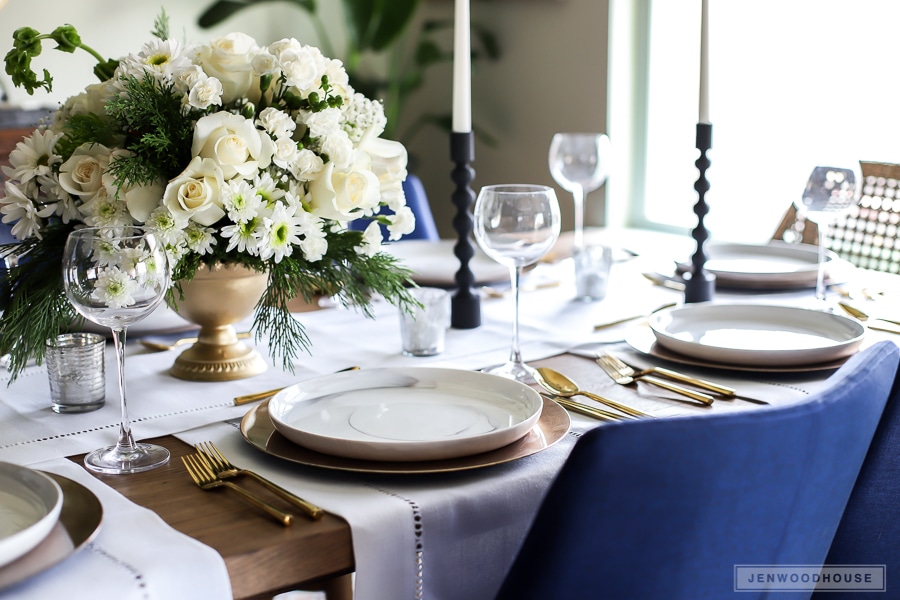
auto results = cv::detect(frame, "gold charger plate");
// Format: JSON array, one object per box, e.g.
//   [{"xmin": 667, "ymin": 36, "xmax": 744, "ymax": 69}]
[
  {"xmin": 240, "ymin": 397, "xmax": 571, "ymax": 474},
  {"xmin": 0, "ymin": 472, "xmax": 103, "ymax": 590},
  {"xmin": 625, "ymin": 327, "xmax": 847, "ymax": 373}
]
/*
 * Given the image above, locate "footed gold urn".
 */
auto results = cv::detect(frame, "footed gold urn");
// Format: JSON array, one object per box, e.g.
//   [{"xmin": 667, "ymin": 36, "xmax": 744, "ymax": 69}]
[{"xmin": 169, "ymin": 263, "xmax": 268, "ymax": 381}]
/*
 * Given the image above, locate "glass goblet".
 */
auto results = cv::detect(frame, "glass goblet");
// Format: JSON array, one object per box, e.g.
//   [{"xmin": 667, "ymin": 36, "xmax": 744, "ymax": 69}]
[
  {"xmin": 793, "ymin": 166, "xmax": 858, "ymax": 304},
  {"xmin": 548, "ymin": 133, "xmax": 611, "ymax": 250},
  {"xmin": 63, "ymin": 226, "xmax": 171, "ymax": 474},
  {"xmin": 474, "ymin": 184, "xmax": 561, "ymax": 382}
]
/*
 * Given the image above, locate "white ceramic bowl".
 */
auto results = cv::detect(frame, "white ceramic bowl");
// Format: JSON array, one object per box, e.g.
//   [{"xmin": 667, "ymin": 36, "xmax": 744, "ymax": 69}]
[{"xmin": 0, "ymin": 463, "xmax": 64, "ymax": 567}]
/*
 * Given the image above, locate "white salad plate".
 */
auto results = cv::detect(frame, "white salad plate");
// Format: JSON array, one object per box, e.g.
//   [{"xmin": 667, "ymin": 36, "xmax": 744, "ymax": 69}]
[
  {"xmin": 0, "ymin": 463, "xmax": 63, "ymax": 568},
  {"xmin": 384, "ymin": 240, "xmax": 510, "ymax": 287},
  {"xmin": 675, "ymin": 241, "xmax": 849, "ymax": 289},
  {"xmin": 648, "ymin": 304, "xmax": 866, "ymax": 367},
  {"xmin": 268, "ymin": 367, "xmax": 543, "ymax": 462}
]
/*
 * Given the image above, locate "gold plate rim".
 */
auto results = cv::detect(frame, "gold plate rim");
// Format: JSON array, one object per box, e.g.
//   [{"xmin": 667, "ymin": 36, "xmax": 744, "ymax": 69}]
[
  {"xmin": 240, "ymin": 397, "xmax": 571, "ymax": 474},
  {"xmin": 0, "ymin": 471, "xmax": 103, "ymax": 590}
]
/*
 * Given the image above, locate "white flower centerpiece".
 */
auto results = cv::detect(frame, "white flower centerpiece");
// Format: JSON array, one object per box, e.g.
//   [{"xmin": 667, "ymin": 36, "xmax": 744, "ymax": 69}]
[{"xmin": 0, "ymin": 15, "xmax": 417, "ymax": 379}]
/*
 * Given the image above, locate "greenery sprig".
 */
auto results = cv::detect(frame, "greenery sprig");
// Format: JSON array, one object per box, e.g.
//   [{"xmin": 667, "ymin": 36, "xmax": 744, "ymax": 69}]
[{"xmin": 4, "ymin": 24, "xmax": 118, "ymax": 94}]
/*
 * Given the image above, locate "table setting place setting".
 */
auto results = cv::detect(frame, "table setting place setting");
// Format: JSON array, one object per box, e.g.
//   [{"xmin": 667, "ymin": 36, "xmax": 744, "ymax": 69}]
[
  {"xmin": 4, "ymin": 218, "xmax": 897, "ymax": 599},
  {"xmin": 2, "ymin": 8, "xmax": 899, "ymax": 599}
]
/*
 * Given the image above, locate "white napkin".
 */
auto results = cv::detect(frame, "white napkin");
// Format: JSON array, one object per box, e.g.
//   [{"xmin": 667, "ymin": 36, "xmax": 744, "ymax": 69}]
[
  {"xmin": 175, "ymin": 420, "xmax": 582, "ymax": 600},
  {"xmin": 0, "ymin": 459, "xmax": 231, "ymax": 600}
]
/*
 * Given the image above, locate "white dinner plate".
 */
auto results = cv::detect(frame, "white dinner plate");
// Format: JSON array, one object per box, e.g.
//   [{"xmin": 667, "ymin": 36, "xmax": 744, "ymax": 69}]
[
  {"xmin": 383, "ymin": 240, "xmax": 510, "ymax": 287},
  {"xmin": 675, "ymin": 241, "xmax": 850, "ymax": 289},
  {"xmin": 648, "ymin": 304, "xmax": 865, "ymax": 367},
  {"xmin": 268, "ymin": 368, "xmax": 543, "ymax": 462},
  {"xmin": 0, "ymin": 463, "xmax": 63, "ymax": 568}
]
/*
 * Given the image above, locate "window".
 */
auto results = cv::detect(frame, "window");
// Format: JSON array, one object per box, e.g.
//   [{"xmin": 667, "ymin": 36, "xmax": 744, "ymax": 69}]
[{"xmin": 610, "ymin": 0, "xmax": 900, "ymax": 243}]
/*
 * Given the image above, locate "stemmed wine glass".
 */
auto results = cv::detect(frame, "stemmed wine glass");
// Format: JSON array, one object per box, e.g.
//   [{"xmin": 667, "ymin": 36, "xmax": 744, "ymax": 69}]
[
  {"xmin": 474, "ymin": 185, "xmax": 561, "ymax": 382},
  {"xmin": 63, "ymin": 226, "xmax": 171, "ymax": 474},
  {"xmin": 792, "ymin": 166, "xmax": 858, "ymax": 304},
  {"xmin": 548, "ymin": 133, "xmax": 611, "ymax": 250}
]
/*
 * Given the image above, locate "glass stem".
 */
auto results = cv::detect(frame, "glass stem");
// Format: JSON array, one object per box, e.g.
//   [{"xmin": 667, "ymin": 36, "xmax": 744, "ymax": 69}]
[
  {"xmin": 111, "ymin": 327, "xmax": 136, "ymax": 453},
  {"xmin": 815, "ymin": 224, "xmax": 828, "ymax": 303},
  {"xmin": 572, "ymin": 185, "xmax": 585, "ymax": 250},
  {"xmin": 508, "ymin": 265, "xmax": 524, "ymax": 365}
]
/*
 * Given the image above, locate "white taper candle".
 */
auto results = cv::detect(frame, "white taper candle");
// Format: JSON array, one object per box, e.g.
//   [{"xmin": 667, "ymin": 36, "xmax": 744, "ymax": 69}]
[{"xmin": 452, "ymin": 0, "xmax": 472, "ymax": 133}]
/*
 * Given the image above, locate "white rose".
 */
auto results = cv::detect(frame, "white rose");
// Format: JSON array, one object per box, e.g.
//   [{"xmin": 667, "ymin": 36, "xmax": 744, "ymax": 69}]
[
  {"xmin": 58, "ymin": 143, "xmax": 112, "ymax": 198},
  {"xmin": 163, "ymin": 157, "xmax": 227, "ymax": 226},
  {"xmin": 188, "ymin": 77, "xmax": 224, "ymax": 110},
  {"xmin": 362, "ymin": 137, "xmax": 409, "ymax": 210},
  {"xmin": 193, "ymin": 33, "xmax": 260, "ymax": 104},
  {"xmin": 123, "ymin": 180, "xmax": 166, "ymax": 222},
  {"xmin": 308, "ymin": 162, "xmax": 381, "ymax": 221},
  {"xmin": 192, "ymin": 112, "xmax": 274, "ymax": 180}
]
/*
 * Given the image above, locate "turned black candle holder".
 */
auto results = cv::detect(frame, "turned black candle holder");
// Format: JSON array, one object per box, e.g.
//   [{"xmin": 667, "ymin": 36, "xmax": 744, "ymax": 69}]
[
  {"xmin": 449, "ymin": 131, "xmax": 481, "ymax": 328},
  {"xmin": 683, "ymin": 122, "xmax": 716, "ymax": 303}
]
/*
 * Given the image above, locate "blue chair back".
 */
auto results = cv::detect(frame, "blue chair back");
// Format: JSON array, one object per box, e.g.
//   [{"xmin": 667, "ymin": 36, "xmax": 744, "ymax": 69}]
[
  {"xmin": 814, "ymin": 348, "xmax": 900, "ymax": 599},
  {"xmin": 350, "ymin": 174, "xmax": 439, "ymax": 241},
  {"xmin": 496, "ymin": 341, "xmax": 899, "ymax": 600}
]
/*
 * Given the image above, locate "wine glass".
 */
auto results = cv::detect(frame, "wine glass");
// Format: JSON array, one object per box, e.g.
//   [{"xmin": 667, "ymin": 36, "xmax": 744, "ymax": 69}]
[
  {"xmin": 63, "ymin": 226, "xmax": 171, "ymax": 474},
  {"xmin": 548, "ymin": 133, "xmax": 611, "ymax": 250},
  {"xmin": 793, "ymin": 166, "xmax": 858, "ymax": 304},
  {"xmin": 474, "ymin": 185, "xmax": 561, "ymax": 382}
]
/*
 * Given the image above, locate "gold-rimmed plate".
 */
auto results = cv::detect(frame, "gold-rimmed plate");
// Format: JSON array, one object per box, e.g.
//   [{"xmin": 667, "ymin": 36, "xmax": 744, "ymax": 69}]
[
  {"xmin": 0, "ymin": 472, "xmax": 103, "ymax": 590},
  {"xmin": 626, "ymin": 327, "xmax": 848, "ymax": 373},
  {"xmin": 240, "ymin": 397, "xmax": 570, "ymax": 474}
]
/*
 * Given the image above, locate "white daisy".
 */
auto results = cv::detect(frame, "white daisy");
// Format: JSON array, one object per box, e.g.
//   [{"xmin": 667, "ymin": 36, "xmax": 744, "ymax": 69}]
[
  {"xmin": 0, "ymin": 181, "xmax": 55, "ymax": 240},
  {"xmin": 4, "ymin": 129, "xmax": 63, "ymax": 184},
  {"xmin": 93, "ymin": 267, "xmax": 138, "ymax": 308},
  {"xmin": 222, "ymin": 218, "xmax": 263, "ymax": 255},
  {"xmin": 259, "ymin": 203, "xmax": 305, "ymax": 263},
  {"xmin": 184, "ymin": 223, "xmax": 217, "ymax": 255},
  {"xmin": 252, "ymin": 172, "xmax": 286, "ymax": 207},
  {"xmin": 222, "ymin": 179, "xmax": 264, "ymax": 223}
]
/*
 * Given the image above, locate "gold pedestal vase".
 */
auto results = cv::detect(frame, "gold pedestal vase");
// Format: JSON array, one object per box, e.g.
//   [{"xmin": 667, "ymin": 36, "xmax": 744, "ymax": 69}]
[{"xmin": 169, "ymin": 263, "xmax": 268, "ymax": 381}]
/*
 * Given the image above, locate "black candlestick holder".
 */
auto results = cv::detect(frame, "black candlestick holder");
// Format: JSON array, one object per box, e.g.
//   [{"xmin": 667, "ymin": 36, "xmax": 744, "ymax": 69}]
[
  {"xmin": 449, "ymin": 131, "xmax": 481, "ymax": 328},
  {"xmin": 683, "ymin": 122, "xmax": 716, "ymax": 303}
]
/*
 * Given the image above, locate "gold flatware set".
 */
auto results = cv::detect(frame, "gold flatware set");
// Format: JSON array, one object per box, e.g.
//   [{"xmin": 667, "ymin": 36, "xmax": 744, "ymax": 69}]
[{"xmin": 182, "ymin": 441, "xmax": 324, "ymax": 526}]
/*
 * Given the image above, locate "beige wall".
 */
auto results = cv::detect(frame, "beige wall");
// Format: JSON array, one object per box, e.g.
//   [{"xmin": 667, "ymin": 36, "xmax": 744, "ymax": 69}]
[
  {"xmin": 0, "ymin": 0, "xmax": 609, "ymax": 239},
  {"xmin": 403, "ymin": 0, "xmax": 610, "ymax": 238}
]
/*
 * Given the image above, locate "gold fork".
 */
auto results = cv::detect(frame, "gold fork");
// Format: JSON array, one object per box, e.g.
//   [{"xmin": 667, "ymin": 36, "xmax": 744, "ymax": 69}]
[
  {"xmin": 181, "ymin": 454, "xmax": 294, "ymax": 526},
  {"xmin": 602, "ymin": 353, "xmax": 736, "ymax": 396},
  {"xmin": 195, "ymin": 441, "xmax": 324, "ymax": 520},
  {"xmin": 596, "ymin": 353, "xmax": 714, "ymax": 406}
]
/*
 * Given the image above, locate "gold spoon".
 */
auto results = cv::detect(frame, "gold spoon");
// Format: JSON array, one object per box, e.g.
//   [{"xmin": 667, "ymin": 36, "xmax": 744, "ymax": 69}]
[{"xmin": 533, "ymin": 367, "xmax": 650, "ymax": 419}]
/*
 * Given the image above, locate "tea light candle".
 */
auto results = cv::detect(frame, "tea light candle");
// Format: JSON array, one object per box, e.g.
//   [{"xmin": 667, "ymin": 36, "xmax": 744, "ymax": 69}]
[
  {"xmin": 699, "ymin": 0, "xmax": 710, "ymax": 123},
  {"xmin": 452, "ymin": 0, "xmax": 472, "ymax": 133}
]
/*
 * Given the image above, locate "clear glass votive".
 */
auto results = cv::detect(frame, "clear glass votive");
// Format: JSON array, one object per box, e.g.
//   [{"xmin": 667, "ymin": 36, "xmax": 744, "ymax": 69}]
[
  {"xmin": 399, "ymin": 287, "xmax": 452, "ymax": 357},
  {"xmin": 574, "ymin": 244, "xmax": 613, "ymax": 302},
  {"xmin": 45, "ymin": 332, "xmax": 106, "ymax": 413}
]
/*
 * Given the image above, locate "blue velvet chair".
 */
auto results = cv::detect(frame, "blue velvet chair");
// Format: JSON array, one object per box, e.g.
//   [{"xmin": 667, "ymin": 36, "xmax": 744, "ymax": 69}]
[
  {"xmin": 495, "ymin": 341, "xmax": 900, "ymax": 600},
  {"xmin": 813, "ymin": 350, "xmax": 900, "ymax": 599},
  {"xmin": 350, "ymin": 174, "xmax": 439, "ymax": 241}
]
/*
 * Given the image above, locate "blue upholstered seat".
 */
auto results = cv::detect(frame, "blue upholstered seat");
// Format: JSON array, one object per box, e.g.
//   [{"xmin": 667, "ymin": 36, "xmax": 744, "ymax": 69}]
[
  {"xmin": 814, "ymin": 347, "xmax": 900, "ymax": 599},
  {"xmin": 496, "ymin": 341, "xmax": 900, "ymax": 600}
]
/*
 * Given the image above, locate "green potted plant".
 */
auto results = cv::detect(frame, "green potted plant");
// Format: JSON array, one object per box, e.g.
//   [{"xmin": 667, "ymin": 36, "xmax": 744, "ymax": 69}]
[{"xmin": 198, "ymin": 0, "xmax": 499, "ymax": 148}]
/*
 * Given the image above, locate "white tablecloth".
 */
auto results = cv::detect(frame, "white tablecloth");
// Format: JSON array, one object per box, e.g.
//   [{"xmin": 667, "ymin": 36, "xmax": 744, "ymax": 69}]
[{"xmin": 1, "ymin": 232, "xmax": 893, "ymax": 599}]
